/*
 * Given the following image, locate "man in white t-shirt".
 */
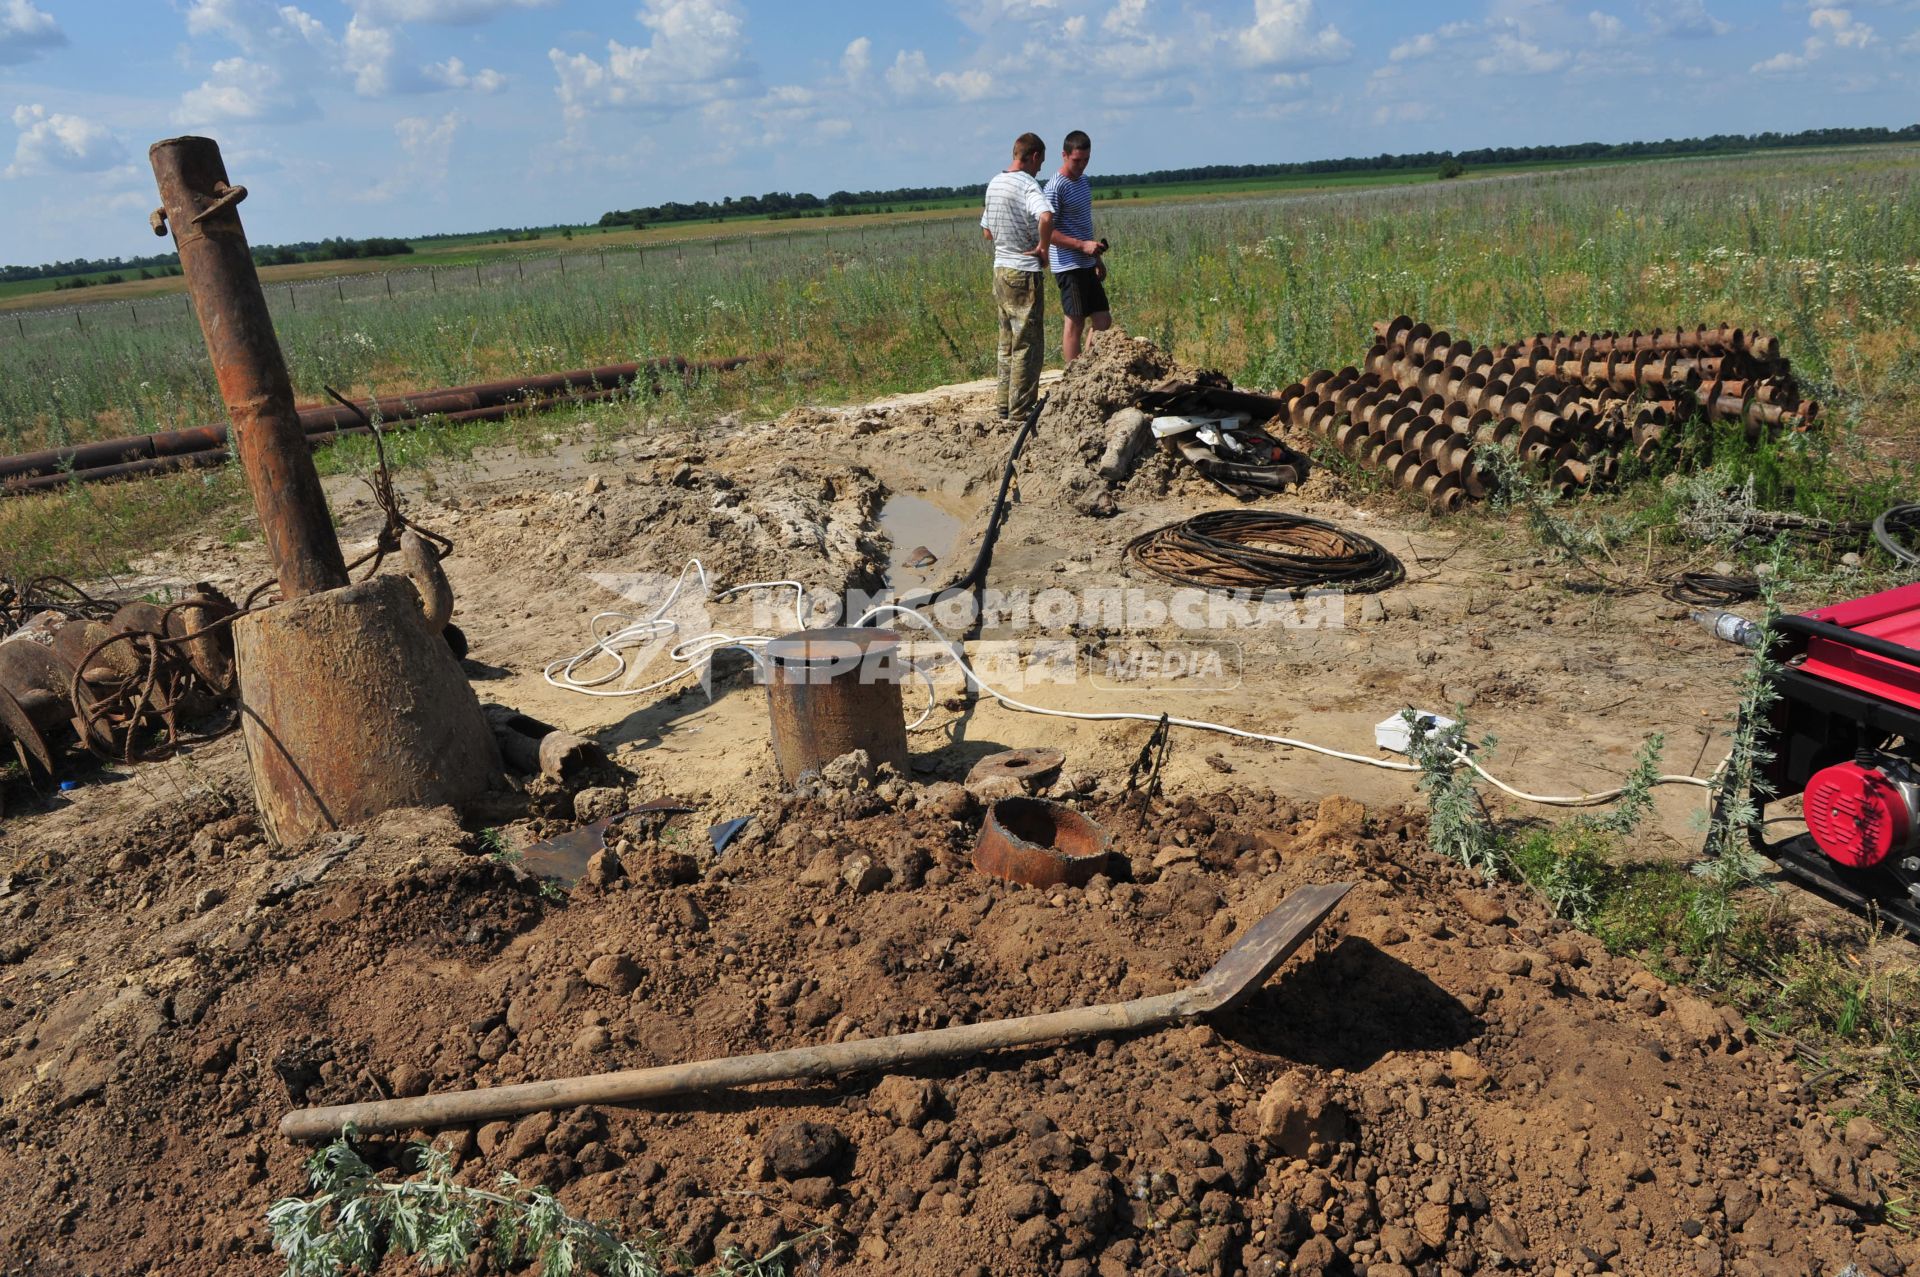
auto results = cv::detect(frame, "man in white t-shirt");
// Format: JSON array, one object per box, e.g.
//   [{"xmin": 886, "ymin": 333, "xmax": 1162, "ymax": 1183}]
[{"xmin": 979, "ymin": 132, "xmax": 1054, "ymax": 419}]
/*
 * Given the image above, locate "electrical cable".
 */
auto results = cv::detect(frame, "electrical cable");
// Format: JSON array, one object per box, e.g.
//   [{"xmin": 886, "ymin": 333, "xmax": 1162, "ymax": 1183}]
[
  {"xmin": 541, "ymin": 558, "xmax": 941, "ymax": 725},
  {"xmin": 891, "ymin": 394, "xmax": 1048, "ymax": 615},
  {"xmin": 1125, "ymin": 511, "xmax": 1403, "ymax": 597},
  {"xmin": 541, "ymin": 560, "xmax": 1722, "ymax": 809},
  {"xmin": 852, "ymin": 600, "xmax": 1725, "ymax": 808},
  {"xmin": 1873, "ymin": 502, "xmax": 1920, "ymax": 567}
]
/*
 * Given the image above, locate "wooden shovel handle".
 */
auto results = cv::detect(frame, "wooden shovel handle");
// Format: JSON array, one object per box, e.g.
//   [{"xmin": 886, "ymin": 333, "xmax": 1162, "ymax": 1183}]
[{"xmin": 281, "ymin": 990, "xmax": 1191, "ymax": 1141}]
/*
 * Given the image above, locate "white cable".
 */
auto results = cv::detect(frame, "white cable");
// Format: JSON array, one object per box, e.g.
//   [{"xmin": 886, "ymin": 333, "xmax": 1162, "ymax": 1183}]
[
  {"xmin": 542, "ymin": 559, "xmax": 807, "ymax": 699},
  {"xmin": 856, "ymin": 601, "xmax": 1728, "ymax": 809},
  {"xmin": 1459, "ymin": 752, "xmax": 1723, "ymax": 807},
  {"xmin": 540, "ymin": 563, "xmax": 1726, "ymax": 811}
]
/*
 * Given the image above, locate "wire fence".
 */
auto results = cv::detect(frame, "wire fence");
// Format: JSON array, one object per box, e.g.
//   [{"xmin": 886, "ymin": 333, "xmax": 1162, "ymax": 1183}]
[{"xmin": 0, "ymin": 216, "xmax": 986, "ymax": 346}]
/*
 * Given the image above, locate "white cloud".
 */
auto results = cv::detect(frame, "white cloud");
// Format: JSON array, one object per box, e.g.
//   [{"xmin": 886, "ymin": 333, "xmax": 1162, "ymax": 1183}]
[
  {"xmin": 949, "ymin": 0, "xmax": 1057, "ymax": 35},
  {"xmin": 396, "ymin": 110, "xmax": 459, "ymax": 180},
  {"xmin": 1752, "ymin": 6, "xmax": 1878, "ymax": 72},
  {"xmin": 1589, "ymin": 10, "xmax": 1626, "ymax": 40},
  {"xmin": 1644, "ymin": 0, "xmax": 1729, "ymax": 37},
  {"xmin": 424, "ymin": 55, "xmax": 505, "ymax": 91},
  {"xmin": 1810, "ymin": 7, "xmax": 1876, "ymax": 47},
  {"xmin": 1372, "ymin": 100, "xmax": 1433, "ymax": 125},
  {"xmin": 840, "ymin": 35, "xmax": 869, "ymax": 81},
  {"xmin": 1102, "ymin": 0, "xmax": 1150, "ymax": 37},
  {"xmin": 344, "ymin": 16, "xmax": 399, "ymax": 94},
  {"xmin": 1386, "ymin": 21, "xmax": 1474, "ymax": 62},
  {"xmin": 184, "ymin": 0, "xmax": 322, "ymax": 52},
  {"xmin": 550, "ymin": 0, "xmax": 755, "ymax": 118},
  {"xmin": 4, "ymin": 104, "xmax": 122, "ymax": 178},
  {"xmin": 1901, "ymin": 28, "xmax": 1920, "ymax": 53},
  {"xmin": 1751, "ymin": 47, "xmax": 1813, "ymax": 72},
  {"xmin": 351, "ymin": 0, "xmax": 554, "ymax": 23},
  {"xmin": 884, "ymin": 49, "xmax": 995, "ymax": 102},
  {"xmin": 1475, "ymin": 32, "xmax": 1570, "ymax": 74},
  {"xmin": 0, "ymin": 0, "xmax": 62, "ymax": 64},
  {"xmin": 176, "ymin": 55, "xmax": 319, "ymax": 124},
  {"xmin": 1389, "ymin": 32, "xmax": 1438, "ymax": 61},
  {"xmin": 1232, "ymin": 0, "xmax": 1352, "ymax": 69}
]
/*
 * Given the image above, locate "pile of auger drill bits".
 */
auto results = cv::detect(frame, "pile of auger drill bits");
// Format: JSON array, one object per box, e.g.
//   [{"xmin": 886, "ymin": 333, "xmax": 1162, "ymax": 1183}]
[{"xmin": 1274, "ymin": 316, "xmax": 1820, "ymax": 511}]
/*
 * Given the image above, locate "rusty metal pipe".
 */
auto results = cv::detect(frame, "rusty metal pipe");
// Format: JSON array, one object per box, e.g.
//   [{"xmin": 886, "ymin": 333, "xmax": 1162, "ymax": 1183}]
[
  {"xmin": 761, "ymin": 627, "xmax": 912, "ymax": 785},
  {"xmin": 151, "ymin": 136, "xmax": 348, "ymax": 599},
  {"xmin": 0, "ymin": 356, "xmax": 754, "ymax": 488}
]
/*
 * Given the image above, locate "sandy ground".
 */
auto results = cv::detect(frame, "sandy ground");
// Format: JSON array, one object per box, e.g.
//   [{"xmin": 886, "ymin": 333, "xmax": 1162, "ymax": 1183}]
[{"xmin": 0, "ymin": 335, "xmax": 1912, "ymax": 1275}]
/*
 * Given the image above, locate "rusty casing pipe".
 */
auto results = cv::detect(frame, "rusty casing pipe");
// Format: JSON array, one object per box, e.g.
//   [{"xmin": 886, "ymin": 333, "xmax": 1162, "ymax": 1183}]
[
  {"xmin": 0, "ymin": 357, "xmax": 754, "ymax": 490},
  {"xmin": 761, "ymin": 627, "xmax": 912, "ymax": 785},
  {"xmin": 150, "ymin": 136, "xmax": 348, "ymax": 600}
]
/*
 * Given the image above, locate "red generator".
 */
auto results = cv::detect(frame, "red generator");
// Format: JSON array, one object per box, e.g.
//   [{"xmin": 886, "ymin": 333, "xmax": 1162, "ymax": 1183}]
[{"xmin": 1758, "ymin": 580, "xmax": 1920, "ymax": 937}]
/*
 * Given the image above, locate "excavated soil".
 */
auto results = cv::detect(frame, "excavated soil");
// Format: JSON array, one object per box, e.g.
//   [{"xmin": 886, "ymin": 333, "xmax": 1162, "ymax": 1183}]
[{"xmin": 1, "ymin": 332, "xmax": 1914, "ymax": 1276}]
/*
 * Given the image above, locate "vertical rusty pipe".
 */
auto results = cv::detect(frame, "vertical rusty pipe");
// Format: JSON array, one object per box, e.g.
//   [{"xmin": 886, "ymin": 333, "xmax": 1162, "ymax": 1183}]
[
  {"xmin": 149, "ymin": 136, "xmax": 348, "ymax": 599},
  {"xmin": 761, "ymin": 628, "xmax": 912, "ymax": 784}
]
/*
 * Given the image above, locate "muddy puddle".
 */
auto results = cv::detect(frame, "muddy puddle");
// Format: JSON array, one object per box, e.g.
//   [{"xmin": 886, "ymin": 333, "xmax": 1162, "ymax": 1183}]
[{"xmin": 877, "ymin": 492, "xmax": 963, "ymax": 589}]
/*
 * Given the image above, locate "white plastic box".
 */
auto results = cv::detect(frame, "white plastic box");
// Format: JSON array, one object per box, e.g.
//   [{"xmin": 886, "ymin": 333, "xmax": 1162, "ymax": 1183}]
[{"xmin": 1375, "ymin": 709, "xmax": 1458, "ymax": 755}]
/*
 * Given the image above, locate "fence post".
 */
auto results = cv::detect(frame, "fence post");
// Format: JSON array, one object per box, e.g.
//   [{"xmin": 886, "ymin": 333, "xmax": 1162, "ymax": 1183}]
[
  {"xmin": 385, "ymin": 274, "xmax": 393, "ymax": 298},
  {"xmin": 518, "ymin": 260, "xmax": 524, "ymax": 279},
  {"xmin": 559, "ymin": 255, "xmax": 566, "ymax": 276},
  {"xmin": 336, "ymin": 279, "xmax": 344, "ymax": 301},
  {"xmin": 474, "ymin": 263, "xmax": 482, "ymax": 286},
  {"xmin": 76, "ymin": 312, "xmax": 83, "ymax": 333},
  {"xmin": 430, "ymin": 267, "xmax": 437, "ymax": 293},
  {"xmin": 14, "ymin": 315, "xmax": 22, "ymax": 339},
  {"xmin": 129, "ymin": 303, "xmax": 137, "ymax": 325},
  {"xmin": 289, "ymin": 286, "xmax": 297, "ymax": 312}
]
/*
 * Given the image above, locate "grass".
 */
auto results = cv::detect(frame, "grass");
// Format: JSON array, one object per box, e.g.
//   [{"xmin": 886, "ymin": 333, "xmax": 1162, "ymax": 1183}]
[
  {"xmin": 0, "ymin": 151, "xmax": 1743, "ymax": 308},
  {"xmin": 5, "ymin": 143, "xmax": 1914, "ymax": 581}
]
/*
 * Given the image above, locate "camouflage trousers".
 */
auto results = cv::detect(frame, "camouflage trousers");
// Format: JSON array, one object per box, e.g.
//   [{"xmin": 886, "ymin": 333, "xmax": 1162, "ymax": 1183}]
[{"xmin": 993, "ymin": 267, "xmax": 1045, "ymax": 418}]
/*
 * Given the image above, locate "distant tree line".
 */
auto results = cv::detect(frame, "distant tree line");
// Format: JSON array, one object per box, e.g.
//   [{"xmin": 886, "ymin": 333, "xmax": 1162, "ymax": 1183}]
[
  {"xmin": 597, "ymin": 123, "xmax": 1920, "ymax": 229},
  {"xmin": 1, "ymin": 250, "xmax": 180, "ymax": 284},
  {"xmin": 4, "ymin": 235, "xmax": 414, "ymax": 285},
  {"xmin": 250, "ymin": 237, "xmax": 414, "ymax": 266}
]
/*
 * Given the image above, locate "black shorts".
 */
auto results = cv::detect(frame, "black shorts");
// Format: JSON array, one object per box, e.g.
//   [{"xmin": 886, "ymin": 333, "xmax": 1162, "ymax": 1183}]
[{"xmin": 1054, "ymin": 266, "xmax": 1109, "ymax": 319}]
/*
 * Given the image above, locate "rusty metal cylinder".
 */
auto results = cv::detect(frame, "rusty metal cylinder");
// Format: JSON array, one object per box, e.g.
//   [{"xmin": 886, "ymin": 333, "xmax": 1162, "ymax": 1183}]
[
  {"xmin": 231, "ymin": 574, "xmax": 503, "ymax": 844},
  {"xmin": 761, "ymin": 627, "xmax": 912, "ymax": 784}
]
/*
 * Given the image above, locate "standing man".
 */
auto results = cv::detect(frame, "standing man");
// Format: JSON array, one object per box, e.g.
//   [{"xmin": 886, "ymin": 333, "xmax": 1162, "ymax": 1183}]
[
  {"xmin": 980, "ymin": 132, "xmax": 1053, "ymax": 420},
  {"xmin": 1044, "ymin": 130, "xmax": 1110, "ymax": 363}
]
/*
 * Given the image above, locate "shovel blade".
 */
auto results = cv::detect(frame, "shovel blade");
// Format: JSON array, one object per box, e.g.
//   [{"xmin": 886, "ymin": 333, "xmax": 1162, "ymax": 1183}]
[{"xmin": 1186, "ymin": 881, "xmax": 1353, "ymax": 1016}]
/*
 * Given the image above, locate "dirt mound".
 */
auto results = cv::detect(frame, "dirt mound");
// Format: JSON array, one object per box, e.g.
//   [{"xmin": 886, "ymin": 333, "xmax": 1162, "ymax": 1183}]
[
  {"xmin": 458, "ymin": 447, "xmax": 890, "ymax": 602},
  {"xmin": 1, "ymin": 774, "xmax": 1910, "ymax": 1275},
  {"xmin": 1016, "ymin": 329, "xmax": 1303, "ymax": 514}
]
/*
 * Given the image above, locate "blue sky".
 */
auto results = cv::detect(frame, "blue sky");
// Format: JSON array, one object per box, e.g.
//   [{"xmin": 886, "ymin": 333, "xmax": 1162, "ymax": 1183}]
[{"xmin": 2, "ymin": 0, "xmax": 1915, "ymax": 265}]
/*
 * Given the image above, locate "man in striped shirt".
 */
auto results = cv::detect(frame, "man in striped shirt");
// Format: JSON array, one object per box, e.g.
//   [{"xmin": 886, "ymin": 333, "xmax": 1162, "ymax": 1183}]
[
  {"xmin": 980, "ymin": 132, "xmax": 1054, "ymax": 419},
  {"xmin": 1043, "ymin": 129, "xmax": 1110, "ymax": 363}
]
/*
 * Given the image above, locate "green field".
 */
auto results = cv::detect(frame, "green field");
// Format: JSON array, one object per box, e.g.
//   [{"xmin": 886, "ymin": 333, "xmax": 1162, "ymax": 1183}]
[
  {"xmin": 0, "ymin": 150, "xmax": 1792, "ymax": 306},
  {"xmin": 3, "ymin": 143, "xmax": 1917, "ymax": 585}
]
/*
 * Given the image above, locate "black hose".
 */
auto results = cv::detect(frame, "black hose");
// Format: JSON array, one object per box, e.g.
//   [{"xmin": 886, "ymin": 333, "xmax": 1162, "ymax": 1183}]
[
  {"xmin": 1125, "ymin": 511, "xmax": 1404, "ymax": 597},
  {"xmin": 886, "ymin": 394, "xmax": 1048, "ymax": 617}
]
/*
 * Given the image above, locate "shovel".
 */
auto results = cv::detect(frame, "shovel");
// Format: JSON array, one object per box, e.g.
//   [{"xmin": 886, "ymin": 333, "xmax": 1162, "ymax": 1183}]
[{"xmin": 280, "ymin": 880, "xmax": 1352, "ymax": 1142}]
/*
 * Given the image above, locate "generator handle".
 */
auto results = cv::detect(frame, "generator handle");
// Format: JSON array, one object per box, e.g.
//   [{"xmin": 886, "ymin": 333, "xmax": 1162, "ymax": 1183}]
[{"xmin": 1773, "ymin": 613, "xmax": 1920, "ymax": 672}]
